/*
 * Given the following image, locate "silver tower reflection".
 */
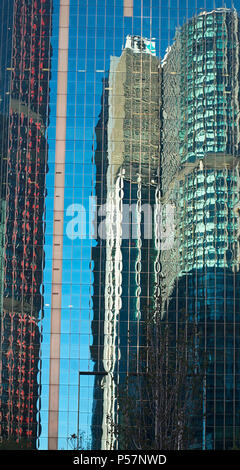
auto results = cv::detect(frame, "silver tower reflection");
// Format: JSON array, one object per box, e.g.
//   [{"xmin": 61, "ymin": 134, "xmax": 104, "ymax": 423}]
[{"xmin": 91, "ymin": 36, "xmax": 161, "ymax": 449}]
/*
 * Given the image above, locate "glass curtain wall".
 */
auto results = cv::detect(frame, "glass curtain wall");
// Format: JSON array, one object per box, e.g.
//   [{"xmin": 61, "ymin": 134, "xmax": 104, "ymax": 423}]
[
  {"xmin": 0, "ymin": 0, "xmax": 52, "ymax": 449},
  {"xmin": 161, "ymin": 8, "xmax": 240, "ymax": 449},
  {"xmin": 42, "ymin": 0, "xmax": 240, "ymax": 451},
  {"xmin": 2, "ymin": 0, "xmax": 240, "ymax": 452}
]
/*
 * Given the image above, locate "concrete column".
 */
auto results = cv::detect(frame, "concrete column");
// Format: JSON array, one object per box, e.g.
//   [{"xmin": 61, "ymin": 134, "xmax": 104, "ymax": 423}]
[
  {"xmin": 48, "ymin": 0, "xmax": 69, "ymax": 451},
  {"xmin": 124, "ymin": 0, "xmax": 133, "ymax": 17}
]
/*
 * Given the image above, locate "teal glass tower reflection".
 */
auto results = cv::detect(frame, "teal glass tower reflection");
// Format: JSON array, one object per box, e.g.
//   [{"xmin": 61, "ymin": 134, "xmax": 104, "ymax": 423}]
[{"xmin": 162, "ymin": 8, "xmax": 240, "ymax": 449}]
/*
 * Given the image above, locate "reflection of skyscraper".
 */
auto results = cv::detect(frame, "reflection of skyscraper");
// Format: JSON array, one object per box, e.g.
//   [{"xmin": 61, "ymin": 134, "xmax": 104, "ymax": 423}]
[
  {"xmin": 91, "ymin": 36, "xmax": 161, "ymax": 449},
  {"xmin": 92, "ymin": 7, "xmax": 240, "ymax": 451},
  {"xmin": 0, "ymin": 0, "xmax": 52, "ymax": 447},
  {"xmin": 1, "ymin": 1, "xmax": 239, "ymax": 453},
  {"xmin": 162, "ymin": 8, "xmax": 240, "ymax": 449}
]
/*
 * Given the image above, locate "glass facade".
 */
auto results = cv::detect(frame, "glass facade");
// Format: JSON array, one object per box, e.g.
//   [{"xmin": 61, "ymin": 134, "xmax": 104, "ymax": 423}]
[
  {"xmin": 1, "ymin": 0, "xmax": 240, "ymax": 452},
  {"xmin": 162, "ymin": 8, "xmax": 240, "ymax": 449},
  {"xmin": 91, "ymin": 39, "xmax": 161, "ymax": 449},
  {"xmin": 0, "ymin": 0, "xmax": 52, "ymax": 448}
]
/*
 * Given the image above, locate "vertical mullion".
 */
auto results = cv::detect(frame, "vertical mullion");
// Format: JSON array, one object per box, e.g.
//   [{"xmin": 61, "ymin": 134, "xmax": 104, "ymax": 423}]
[{"xmin": 48, "ymin": 0, "xmax": 70, "ymax": 451}]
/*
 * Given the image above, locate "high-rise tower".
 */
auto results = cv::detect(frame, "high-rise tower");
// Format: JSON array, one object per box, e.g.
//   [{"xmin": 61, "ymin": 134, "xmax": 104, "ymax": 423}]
[
  {"xmin": 162, "ymin": 8, "xmax": 240, "ymax": 449},
  {"xmin": 91, "ymin": 36, "xmax": 161, "ymax": 449},
  {"xmin": 0, "ymin": 0, "xmax": 52, "ymax": 447}
]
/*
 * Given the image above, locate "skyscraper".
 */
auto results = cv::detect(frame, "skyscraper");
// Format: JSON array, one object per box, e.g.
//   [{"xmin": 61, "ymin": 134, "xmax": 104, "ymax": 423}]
[
  {"xmin": 91, "ymin": 5, "xmax": 240, "ymax": 450},
  {"xmin": 162, "ymin": 7, "xmax": 240, "ymax": 449},
  {"xmin": 91, "ymin": 35, "xmax": 161, "ymax": 449},
  {"xmin": 1, "ymin": 0, "xmax": 240, "ymax": 453},
  {"xmin": 0, "ymin": 0, "xmax": 52, "ymax": 447}
]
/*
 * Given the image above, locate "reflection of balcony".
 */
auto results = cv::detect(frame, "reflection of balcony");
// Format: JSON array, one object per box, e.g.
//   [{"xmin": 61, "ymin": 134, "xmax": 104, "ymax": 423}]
[
  {"xmin": 202, "ymin": 152, "xmax": 239, "ymax": 169},
  {"xmin": 162, "ymin": 152, "xmax": 239, "ymax": 202},
  {"xmin": 3, "ymin": 297, "xmax": 40, "ymax": 318},
  {"xmin": 10, "ymin": 99, "xmax": 45, "ymax": 134}
]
